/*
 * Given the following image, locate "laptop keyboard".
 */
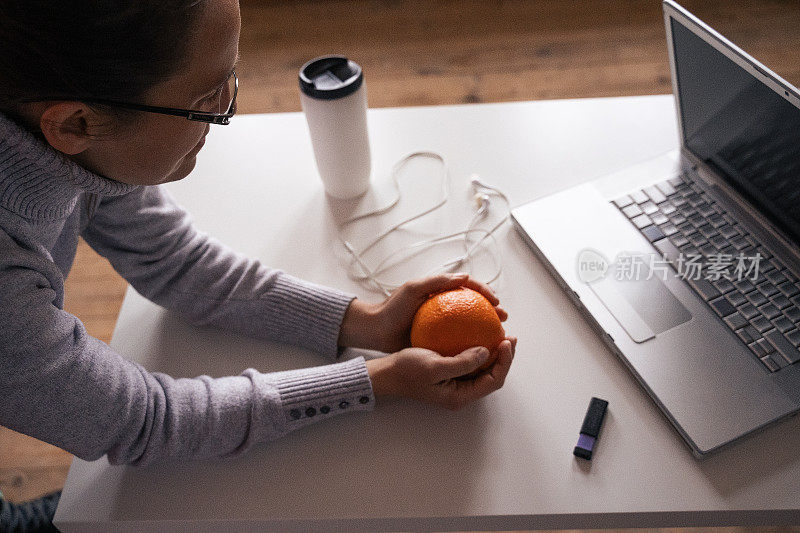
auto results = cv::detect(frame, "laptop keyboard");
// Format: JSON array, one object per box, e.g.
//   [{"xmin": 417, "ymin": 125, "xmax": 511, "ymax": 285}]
[{"xmin": 612, "ymin": 173, "xmax": 800, "ymax": 373}]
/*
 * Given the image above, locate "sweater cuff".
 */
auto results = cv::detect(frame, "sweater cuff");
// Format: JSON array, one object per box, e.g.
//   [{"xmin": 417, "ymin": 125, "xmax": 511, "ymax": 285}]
[
  {"xmin": 266, "ymin": 272, "xmax": 356, "ymax": 361},
  {"xmin": 270, "ymin": 356, "xmax": 374, "ymax": 432}
]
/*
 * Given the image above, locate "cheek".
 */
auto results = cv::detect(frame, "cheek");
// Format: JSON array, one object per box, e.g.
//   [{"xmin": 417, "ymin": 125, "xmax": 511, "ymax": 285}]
[{"xmin": 140, "ymin": 123, "xmax": 206, "ymax": 173}]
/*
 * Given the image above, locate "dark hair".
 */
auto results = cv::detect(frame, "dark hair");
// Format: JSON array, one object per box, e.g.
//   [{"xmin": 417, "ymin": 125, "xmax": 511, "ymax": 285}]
[{"xmin": 0, "ymin": 0, "xmax": 205, "ymax": 113}]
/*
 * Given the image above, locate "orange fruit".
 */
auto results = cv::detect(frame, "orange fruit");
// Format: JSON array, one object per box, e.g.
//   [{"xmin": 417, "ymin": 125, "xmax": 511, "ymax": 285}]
[{"xmin": 410, "ymin": 287, "xmax": 505, "ymax": 372}]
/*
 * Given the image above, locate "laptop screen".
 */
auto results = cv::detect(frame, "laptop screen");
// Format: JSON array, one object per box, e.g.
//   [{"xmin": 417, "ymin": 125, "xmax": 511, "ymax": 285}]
[{"xmin": 670, "ymin": 16, "xmax": 800, "ymax": 246}]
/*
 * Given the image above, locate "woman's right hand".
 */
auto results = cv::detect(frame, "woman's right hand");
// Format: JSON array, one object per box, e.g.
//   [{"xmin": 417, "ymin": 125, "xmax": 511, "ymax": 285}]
[{"xmin": 365, "ymin": 337, "xmax": 517, "ymax": 411}]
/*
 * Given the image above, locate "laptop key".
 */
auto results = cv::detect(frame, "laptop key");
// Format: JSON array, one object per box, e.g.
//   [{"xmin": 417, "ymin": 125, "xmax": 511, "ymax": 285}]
[
  {"xmin": 614, "ymin": 195, "xmax": 634, "ymax": 208},
  {"xmin": 785, "ymin": 328, "xmax": 800, "ymax": 347},
  {"xmin": 697, "ymin": 203, "xmax": 717, "ymax": 218},
  {"xmin": 644, "ymin": 185, "xmax": 667, "ymax": 204},
  {"xmin": 718, "ymin": 225, "xmax": 739, "ymax": 239},
  {"xmin": 750, "ymin": 316, "xmax": 773, "ymax": 333},
  {"xmin": 760, "ymin": 355, "xmax": 782, "ymax": 372},
  {"xmin": 661, "ymin": 202, "xmax": 677, "ymax": 215},
  {"xmin": 771, "ymin": 294, "xmax": 791, "ymax": 309},
  {"xmin": 641, "ymin": 224, "xmax": 665, "ymax": 243},
  {"xmin": 749, "ymin": 341, "xmax": 767, "ymax": 357},
  {"xmin": 687, "ymin": 193, "xmax": 704, "ymax": 207},
  {"xmin": 764, "ymin": 329, "xmax": 800, "ymax": 364},
  {"xmin": 697, "ymin": 224, "xmax": 717, "ymax": 238},
  {"xmin": 710, "ymin": 235, "xmax": 728, "ymax": 249},
  {"xmin": 668, "ymin": 175, "xmax": 685, "ymax": 187},
  {"xmin": 632, "ymin": 214, "xmax": 652, "ymax": 229},
  {"xmin": 712, "ymin": 203, "xmax": 727, "ymax": 215},
  {"xmin": 756, "ymin": 337, "xmax": 773, "ymax": 354},
  {"xmin": 723, "ymin": 312, "xmax": 748, "ymax": 330},
  {"xmin": 769, "ymin": 258, "xmax": 785, "ymax": 272},
  {"xmin": 783, "ymin": 306, "xmax": 800, "ymax": 323},
  {"xmin": 688, "ymin": 213, "xmax": 705, "ymax": 227},
  {"xmin": 656, "ymin": 180, "xmax": 677, "ymax": 197},
  {"xmin": 630, "ymin": 190, "xmax": 649, "ymax": 204},
  {"xmin": 651, "ymin": 212, "xmax": 669, "ymax": 226},
  {"xmin": 766, "ymin": 269, "xmax": 788, "ymax": 285},
  {"xmin": 662, "ymin": 223, "xmax": 678, "ymax": 237},
  {"xmin": 671, "ymin": 196, "xmax": 687, "ymax": 208},
  {"xmin": 687, "ymin": 277, "xmax": 720, "ymax": 301},
  {"xmin": 746, "ymin": 290, "xmax": 768, "ymax": 307},
  {"xmin": 738, "ymin": 303, "xmax": 759, "ymax": 320},
  {"xmin": 773, "ymin": 316, "xmax": 794, "ymax": 333},
  {"xmin": 699, "ymin": 243, "xmax": 716, "ymax": 257},
  {"xmin": 757, "ymin": 282, "xmax": 779, "ymax": 298},
  {"xmin": 653, "ymin": 237, "xmax": 681, "ymax": 264},
  {"xmin": 713, "ymin": 278, "xmax": 735, "ymax": 294},
  {"xmin": 671, "ymin": 235, "xmax": 689, "ymax": 248},
  {"xmin": 708, "ymin": 213, "xmax": 726, "ymax": 228},
  {"xmin": 758, "ymin": 303, "xmax": 781, "ymax": 320},
  {"xmin": 710, "ymin": 297, "xmax": 736, "ymax": 317},
  {"xmin": 742, "ymin": 325, "xmax": 762, "ymax": 343},
  {"xmin": 678, "ymin": 221, "xmax": 696, "ymax": 235},
  {"xmin": 756, "ymin": 246, "xmax": 772, "ymax": 260},
  {"xmin": 731, "ymin": 235, "xmax": 749, "ymax": 250},
  {"xmin": 622, "ymin": 203, "xmax": 643, "ymax": 218},
  {"xmin": 688, "ymin": 233, "xmax": 706, "ymax": 247},
  {"xmin": 777, "ymin": 281, "xmax": 800, "ymax": 298},
  {"xmin": 641, "ymin": 201, "xmax": 658, "ymax": 215},
  {"xmin": 726, "ymin": 291, "xmax": 748, "ymax": 307},
  {"xmin": 670, "ymin": 212, "xmax": 687, "ymax": 225},
  {"xmin": 759, "ymin": 260, "xmax": 774, "ymax": 274},
  {"xmin": 738, "ymin": 328, "xmax": 756, "ymax": 344},
  {"xmin": 783, "ymin": 270, "xmax": 799, "ymax": 284},
  {"xmin": 734, "ymin": 279, "xmax": 756, "ymax": 294},
  {"xmin": 683, "ymin": 245, "xmax": 700, "ymax": 256}
]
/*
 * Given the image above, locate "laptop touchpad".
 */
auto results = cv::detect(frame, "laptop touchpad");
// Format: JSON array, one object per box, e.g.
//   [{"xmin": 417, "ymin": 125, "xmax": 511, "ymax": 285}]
[{"xmin": 588, "ymin": 267, "xmax": 692, "ymax": 343}]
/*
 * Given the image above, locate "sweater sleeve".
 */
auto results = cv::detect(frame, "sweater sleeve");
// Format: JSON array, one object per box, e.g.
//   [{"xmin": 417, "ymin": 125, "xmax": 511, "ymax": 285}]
[
  {"xmin": 0, "ymin": 230, "xmax": 374, "ymax": 467},
  {"xmin": 81, "ymin": 184, "xmax": 354, "ymax": 361}
]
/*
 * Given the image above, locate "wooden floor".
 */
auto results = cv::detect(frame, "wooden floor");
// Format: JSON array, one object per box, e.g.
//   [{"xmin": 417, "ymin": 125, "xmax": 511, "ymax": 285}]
[{"xmin": 2, "ymin": 0, "xmax": 799, "ymax": 530}]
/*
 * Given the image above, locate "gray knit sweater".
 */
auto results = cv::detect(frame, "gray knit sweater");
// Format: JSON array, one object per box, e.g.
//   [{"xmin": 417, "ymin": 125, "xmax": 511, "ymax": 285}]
[{"xmin": 0, "ymin": 113, "xmax": 374, "ymax": 467}]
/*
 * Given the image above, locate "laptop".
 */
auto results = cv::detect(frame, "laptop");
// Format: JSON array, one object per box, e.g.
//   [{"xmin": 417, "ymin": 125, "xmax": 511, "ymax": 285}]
[{"xmin": 511, "ymin": 0, "xmax": 800, "ymax": 457}]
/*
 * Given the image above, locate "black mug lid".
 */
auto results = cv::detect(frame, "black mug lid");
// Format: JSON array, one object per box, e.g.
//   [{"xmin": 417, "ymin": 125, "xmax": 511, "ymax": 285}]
[{"xmin": 299, "ymin": 55, "xmax": 363, "ymax": 100}]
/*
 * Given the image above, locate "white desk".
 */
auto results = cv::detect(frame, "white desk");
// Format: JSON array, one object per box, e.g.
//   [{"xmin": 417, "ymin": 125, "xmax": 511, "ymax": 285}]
[{"xmin": 54, "ymin": 96, "xmax": 800, "ymax": 532}]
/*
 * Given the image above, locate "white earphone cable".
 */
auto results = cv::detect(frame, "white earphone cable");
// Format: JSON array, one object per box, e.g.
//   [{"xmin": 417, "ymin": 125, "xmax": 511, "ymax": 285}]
[{"xmin": 337, "ymin": 152, "xmax": 511, "ymax": 296}]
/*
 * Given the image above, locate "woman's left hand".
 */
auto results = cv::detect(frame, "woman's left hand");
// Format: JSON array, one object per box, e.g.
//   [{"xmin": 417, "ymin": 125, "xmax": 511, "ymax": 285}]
[{"xmin": 339, "ymin": 272, "xmax": 508, "ymax": 353}]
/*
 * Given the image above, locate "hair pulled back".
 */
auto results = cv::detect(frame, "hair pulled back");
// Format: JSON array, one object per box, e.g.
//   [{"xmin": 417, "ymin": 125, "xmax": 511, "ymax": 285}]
[{"xmin": 0, "ymin": 0, "xmax": 205, "ymax": 112}]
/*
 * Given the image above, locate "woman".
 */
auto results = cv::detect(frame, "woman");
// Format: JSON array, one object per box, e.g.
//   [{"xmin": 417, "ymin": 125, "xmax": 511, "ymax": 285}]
[{"xmin": 0, "ymin": 0, "xmax": 516, "ymax": 528}]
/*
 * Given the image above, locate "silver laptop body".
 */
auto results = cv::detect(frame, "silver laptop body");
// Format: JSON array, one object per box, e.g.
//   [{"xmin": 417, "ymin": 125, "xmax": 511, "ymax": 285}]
[{"xmin": 511, "ymin": 0, "xmax": 800, "ymax": 457}]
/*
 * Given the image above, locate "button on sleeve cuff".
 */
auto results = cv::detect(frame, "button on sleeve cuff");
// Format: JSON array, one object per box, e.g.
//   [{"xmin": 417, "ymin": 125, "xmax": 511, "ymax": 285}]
[{"xmin": 269, "ymin": 356, "xmax": 374, "ymax": 432}]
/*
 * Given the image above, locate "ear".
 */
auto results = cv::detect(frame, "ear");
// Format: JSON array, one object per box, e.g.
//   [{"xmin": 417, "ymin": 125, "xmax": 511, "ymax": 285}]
[{"xmin": 38, "ymin": 102, "xmax": 97, "ymax": 155}]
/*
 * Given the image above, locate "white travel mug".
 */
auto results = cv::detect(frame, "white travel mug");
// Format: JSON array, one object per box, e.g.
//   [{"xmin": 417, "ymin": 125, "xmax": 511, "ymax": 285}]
[{"xmin": 299, "ymin": 55, "xmax": 371, "ymax": 199}]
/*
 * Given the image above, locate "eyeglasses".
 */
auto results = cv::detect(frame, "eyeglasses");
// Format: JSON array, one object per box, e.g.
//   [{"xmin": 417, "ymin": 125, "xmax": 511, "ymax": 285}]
[{"xmin": 23, "ymin": 70, "xmax": 238, "ymax": 126}]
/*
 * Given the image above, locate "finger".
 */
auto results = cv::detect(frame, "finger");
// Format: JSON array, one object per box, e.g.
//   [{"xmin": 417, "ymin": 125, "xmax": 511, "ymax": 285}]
[
  {"xmin": 494, "ymin": 306, "xmax": 508, "ymax": 321},
  {"xmin": 472, "ymin": 339, "xmax": 514, "ymax": 391},
  {"xmin": 408, "ymin": 272, "xmax": 468, "ymax": 300},
  {"xmin": 457, "ymin": 277, "xmax": 500, "ymax": 306},
  {"xmin": 445, "ymin": 340, "xmax": 514, "ymax": 406},
  {"xmin": 432, "ymin": 346, "xmax": 490, "ymax": 380}
]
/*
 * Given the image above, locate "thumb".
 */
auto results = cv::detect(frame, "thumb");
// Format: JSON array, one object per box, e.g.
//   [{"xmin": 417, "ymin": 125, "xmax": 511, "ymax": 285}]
[{"xmin": 434, "ymin": 346, "xmax": 489, "ymax": 380}]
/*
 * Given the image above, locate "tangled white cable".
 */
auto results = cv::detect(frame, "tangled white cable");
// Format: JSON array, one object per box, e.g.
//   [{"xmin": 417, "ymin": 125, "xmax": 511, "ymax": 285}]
[{"xmin": 338, "ymin": 151, "xmax": 512, "ymax": 297}]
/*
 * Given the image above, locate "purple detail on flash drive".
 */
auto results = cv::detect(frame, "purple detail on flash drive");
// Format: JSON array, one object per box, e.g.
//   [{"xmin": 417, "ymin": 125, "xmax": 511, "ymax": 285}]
[{"xmin": 577, "ymin": 433, "xmax": 596, "ymax": 450}]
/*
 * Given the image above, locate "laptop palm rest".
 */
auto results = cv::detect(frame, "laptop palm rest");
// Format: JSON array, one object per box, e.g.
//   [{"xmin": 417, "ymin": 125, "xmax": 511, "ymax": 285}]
[{"xmin": 588, "ymin": 267, "xmax": 692, "ymax": 343}]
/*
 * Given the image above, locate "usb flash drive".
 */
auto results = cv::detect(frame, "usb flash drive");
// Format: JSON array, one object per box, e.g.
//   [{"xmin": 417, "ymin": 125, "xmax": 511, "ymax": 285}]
[{"xmin": 573, "ymin": 397, "xmax": 608, "ymax": 460}]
